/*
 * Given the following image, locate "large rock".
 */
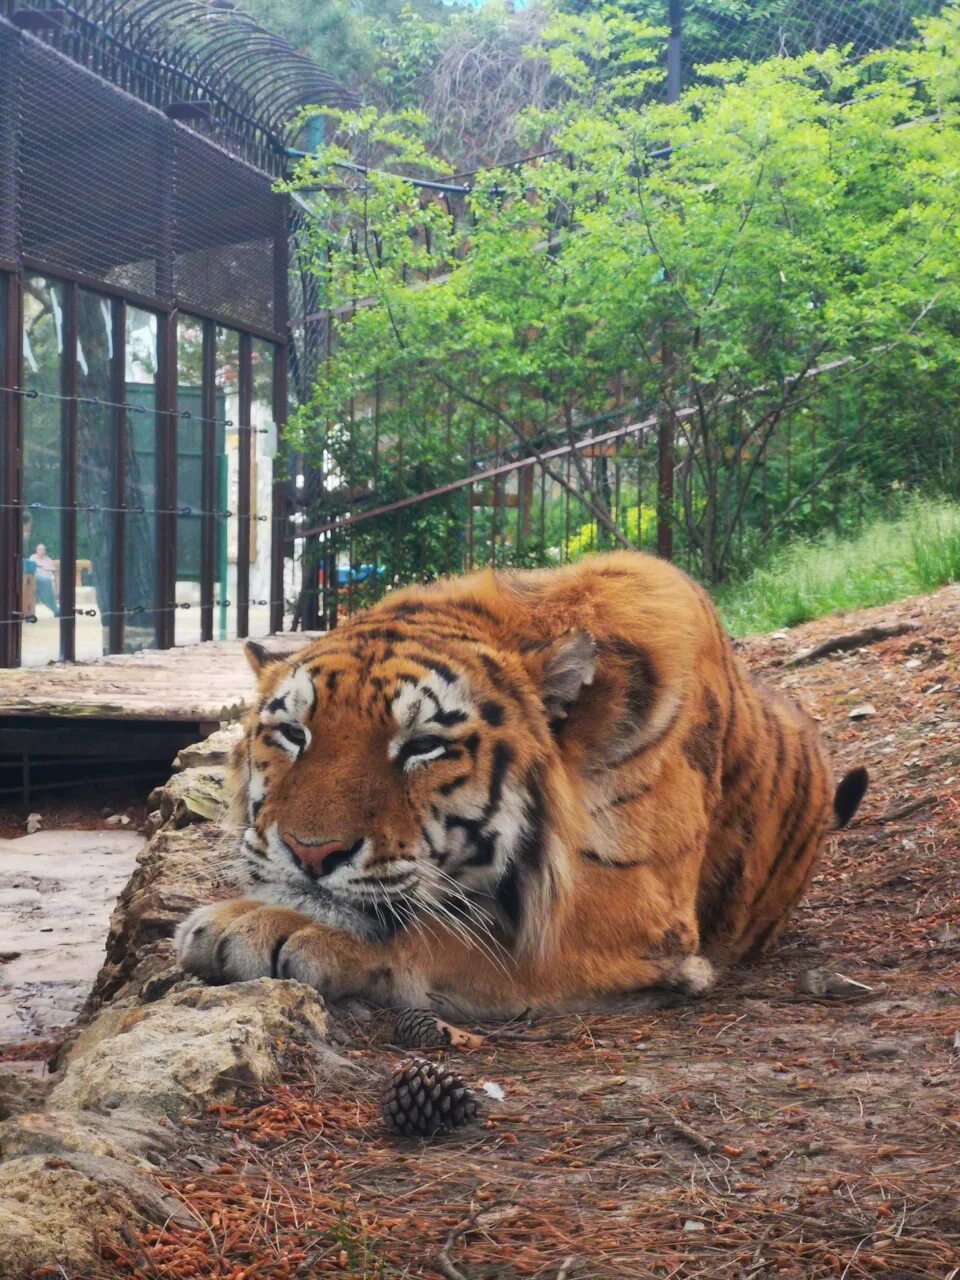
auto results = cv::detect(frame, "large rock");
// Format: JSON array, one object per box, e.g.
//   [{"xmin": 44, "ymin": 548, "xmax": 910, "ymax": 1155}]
[
  {"xmin": 148, "ymin": 764, "xmax": 229, "ymax": 827},
  {"xmin": 0, "ymin": 1105, "xmax": 170, "ymax": 1164},
  {"xmin": 54, "ymin": 979, "xmax": 329, "ymax": 1119},
  {"xmin": 0, "ymin": 1151, "xmax": 195, "ymax": 1276},
  {"xmin": 173, "ymin": 721, "xmax": 245, "ymax": 771},
  {"xmin": 0, "ymin": 1155, "xmax": 129, "ymax": 1275},
  {"xmin": 83, "ymin": 823, "xmax": 231, "ymax": 1014}
]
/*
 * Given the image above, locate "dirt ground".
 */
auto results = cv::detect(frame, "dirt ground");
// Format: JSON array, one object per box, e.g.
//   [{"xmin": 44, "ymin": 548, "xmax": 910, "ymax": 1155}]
[{"xmin": 87, "ymin": 588, "xmax": 960, "ymax": 1279}]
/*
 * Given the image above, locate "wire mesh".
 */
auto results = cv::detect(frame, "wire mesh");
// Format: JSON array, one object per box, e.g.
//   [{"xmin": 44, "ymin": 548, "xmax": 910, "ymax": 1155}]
[
  {"xmin": 0, "ymin": 24, "xmax": 20, "ymax": 268},
  {"xmin": 2, "ymin": 13, "xmax": 289, "ymax": 335},
  {"xmin": 0, "ymin": 0, "xmax": 357, "ymax": 176},
  {"xmin": 691, "ymin": 0, "xmax": 939, "ymax": 72},
  {"xmin": 172, "ymin": 129, "xmax": 284, "ymax": 333},
  {"xmin": 294, "ymin": 0, "xmax": 955, "ymax": 627},
  {"xmin": 18, "ymin": 36, "xmax": 165, "ymax": 298}
]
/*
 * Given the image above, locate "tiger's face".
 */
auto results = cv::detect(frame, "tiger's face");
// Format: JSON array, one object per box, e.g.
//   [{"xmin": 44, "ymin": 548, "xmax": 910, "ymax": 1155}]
[{"xmin": 235, "ymin": 629, "xmax": 594, "ymax": 944}]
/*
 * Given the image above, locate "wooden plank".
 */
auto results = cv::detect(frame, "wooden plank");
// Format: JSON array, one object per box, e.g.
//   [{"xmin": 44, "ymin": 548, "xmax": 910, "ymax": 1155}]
[{"xmin": 0, "ymin": 633, "xmax": 321, "ymax": 723}]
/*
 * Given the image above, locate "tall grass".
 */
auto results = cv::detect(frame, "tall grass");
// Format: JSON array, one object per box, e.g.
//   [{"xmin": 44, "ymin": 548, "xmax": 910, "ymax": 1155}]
[{"xmin": 715, "ymin": 498, "xmax": 960, "ymax": 637}]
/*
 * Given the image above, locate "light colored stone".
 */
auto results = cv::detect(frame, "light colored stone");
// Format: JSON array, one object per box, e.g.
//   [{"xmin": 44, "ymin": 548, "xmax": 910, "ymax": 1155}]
[
  {"xmin": 0, "ymin": 1155, "xmax": 127, "ymax": 1276},
  {"xmin": 53, "ymin": 979, "xmax": 329, "ymax": 1119},
  {"xmin": 0, "ymin": 1106, "xmax": 170, "ymax": 1164},
  {"xmin": 848, "ymin": 702, "xmax": 877, "ymax": 720},
  {"xmin": 173, "ymin": 722, "xmax": 245, "ymax": 771},
  {"xmin": 149, "ymin": 765, "xmax": 228, "ymax": 827}
]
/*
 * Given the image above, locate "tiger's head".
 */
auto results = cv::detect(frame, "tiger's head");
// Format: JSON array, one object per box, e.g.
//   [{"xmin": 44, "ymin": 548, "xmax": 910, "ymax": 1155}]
[{"xmin": 233, "ymin": 622, "xmax": 597, "ymax": 949}]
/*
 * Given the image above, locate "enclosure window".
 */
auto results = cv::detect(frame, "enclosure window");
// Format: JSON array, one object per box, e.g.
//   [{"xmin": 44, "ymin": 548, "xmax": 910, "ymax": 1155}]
[
  {"xmin": 175, "ymin": 316, "xmax": 204, "ymax": 647},
  {"xmin": 4, "ymin": 297, "xmax": 288, "ymax": 664},
  {"xmin": 21, "ymin": 275, "xmax": 64, "ymax": 667},
  {"xmin": 215, "ymin": 326, "xmax": 241, "ymax": 641},
  {"xmin": 75, "ymin": 290, "xmax": 116, "ymax": 660},
  {"xmin": 123, "ymin": 306, "xmax": 159, "ymax": 653},
  {"xmin": 250, "ymin": 339, "xmax": 276, "ymax": 638}
]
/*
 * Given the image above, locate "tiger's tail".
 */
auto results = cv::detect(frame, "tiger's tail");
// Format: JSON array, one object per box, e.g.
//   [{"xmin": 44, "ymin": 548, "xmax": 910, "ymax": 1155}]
[{"xmin": 832, "ymin": 766, "xmax": 869, "ymax": 830}]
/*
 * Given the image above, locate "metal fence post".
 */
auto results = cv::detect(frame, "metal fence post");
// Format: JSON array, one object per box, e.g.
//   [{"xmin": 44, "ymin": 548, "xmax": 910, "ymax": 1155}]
[{"xmin": 656, "ymin": 0, "xmax": 683, "ymax": 562}]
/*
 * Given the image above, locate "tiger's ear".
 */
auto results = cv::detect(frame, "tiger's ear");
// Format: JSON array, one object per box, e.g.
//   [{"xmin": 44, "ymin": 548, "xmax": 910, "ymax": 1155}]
[
  {"xmin": 533, "ymin": 629, "xmax": 596, "ymax": 721},
  {"xmin": 244, "ymin": 639, "xmax": 282, "ymax": 675}
]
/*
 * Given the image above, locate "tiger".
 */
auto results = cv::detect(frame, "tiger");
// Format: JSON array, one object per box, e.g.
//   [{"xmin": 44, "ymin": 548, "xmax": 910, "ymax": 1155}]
[{"xmin": 176, "ymin": 551, "xmax": 867, "ymax": 1015}]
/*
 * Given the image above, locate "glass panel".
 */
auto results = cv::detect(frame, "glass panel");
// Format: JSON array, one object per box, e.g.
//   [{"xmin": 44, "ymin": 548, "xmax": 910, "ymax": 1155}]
[
  {"xmin": 123, "ymin": 307, "xmax": 158, "ymax": 652},
  {"xmin": 0, "ymin": 273, "xmax": 8, "ymax": 654},
  {"xmin": 250, "ymin": 339, "xmax": 275, "ymax": 638},
  {"xmin": 215, "ymin": 327, "xmax": 240, "ymax": 641},
  {"xmin": 175, "ymin": 316, "xmax": 204, "ymax": 646},
  {"xmin": 75, "ymin": 291, "xmax": 115, "ymax": 659},
  {"xmin": 21, "ymin": 276, "xmax": 64, "ymax": 667}
]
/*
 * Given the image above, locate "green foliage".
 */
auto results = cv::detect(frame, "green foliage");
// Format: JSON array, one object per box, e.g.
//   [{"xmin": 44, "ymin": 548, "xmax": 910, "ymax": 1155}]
[
  {"xmin": 286, "ymin": 2, "xmax": 960, "ymax": 605},
  {"xmin": 715, "ymin": 497, "xmax": 960, "ymax": 635}
]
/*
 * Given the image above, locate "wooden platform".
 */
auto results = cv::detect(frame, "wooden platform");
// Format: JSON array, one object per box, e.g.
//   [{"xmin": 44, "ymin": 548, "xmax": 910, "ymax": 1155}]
[
  {"xmin": 0, "ymin": 634, "xmax": 319, "ymax": 804},
  {"xmin": 0, "ymin": 634, "xmax": 317, "ymax": 724}
]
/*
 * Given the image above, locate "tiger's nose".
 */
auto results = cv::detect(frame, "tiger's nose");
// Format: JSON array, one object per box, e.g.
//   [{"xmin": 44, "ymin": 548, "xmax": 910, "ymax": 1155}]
[{"xmin": 283, "ymin": 833, "xmax": 363, "ymax": 877}]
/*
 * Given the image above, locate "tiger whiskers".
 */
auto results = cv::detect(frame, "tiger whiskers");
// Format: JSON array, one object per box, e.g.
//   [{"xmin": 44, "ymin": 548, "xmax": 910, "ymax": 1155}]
[{"xmin": 414, "ymin": 885, "xmax": 512, "ymax": 978}]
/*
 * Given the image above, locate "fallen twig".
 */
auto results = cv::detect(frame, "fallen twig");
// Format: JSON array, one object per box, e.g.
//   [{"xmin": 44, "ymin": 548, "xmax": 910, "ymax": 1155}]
[
  {"xmin": 856, "ymin": 794, "xmax": 938, "ymax": 827},
  {"xmin": 786, "ymin": 621, "xmax": 920, "ymax": 666}
]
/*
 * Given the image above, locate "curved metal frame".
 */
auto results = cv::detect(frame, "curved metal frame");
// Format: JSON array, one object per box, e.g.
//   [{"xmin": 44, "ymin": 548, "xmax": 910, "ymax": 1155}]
[{"xmin": 0, "ymin": 0, "xmax": 358, "ymax": 172}]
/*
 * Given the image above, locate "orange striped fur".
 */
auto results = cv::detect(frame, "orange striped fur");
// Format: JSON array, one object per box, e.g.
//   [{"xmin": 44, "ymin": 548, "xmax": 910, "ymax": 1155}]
[{"xmin": 177, "ymin": 552, "xmax": 866, "ymax": 1014}]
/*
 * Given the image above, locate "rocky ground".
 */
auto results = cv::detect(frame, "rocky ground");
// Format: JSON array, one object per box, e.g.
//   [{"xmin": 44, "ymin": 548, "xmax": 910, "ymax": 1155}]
[{"xmin": 0, "ymin": 589, "xmax": 957, "ymax": 1280}]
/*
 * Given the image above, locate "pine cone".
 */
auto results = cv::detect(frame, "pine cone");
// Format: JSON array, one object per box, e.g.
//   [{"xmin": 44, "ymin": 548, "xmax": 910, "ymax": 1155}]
[
  {"xmin": 393, "ymin": 1008, "xmax": 452, "ymax": 1050},
  {"xmin": 382, "ymin": 1056, "xmax": 479, "ymax": 1137}
]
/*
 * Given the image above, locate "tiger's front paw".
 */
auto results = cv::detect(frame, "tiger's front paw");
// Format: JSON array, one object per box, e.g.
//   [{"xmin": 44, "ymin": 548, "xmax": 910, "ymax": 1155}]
[{"xmin": 175, "ymin": 900, "xmax": 314, "ymax": 985}]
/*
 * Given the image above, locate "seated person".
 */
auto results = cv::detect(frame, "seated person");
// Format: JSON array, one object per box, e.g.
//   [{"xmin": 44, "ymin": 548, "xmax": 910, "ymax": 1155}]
[{"xmin": 32, "ymin": 543, "xmax": 58, "ymax": 616}]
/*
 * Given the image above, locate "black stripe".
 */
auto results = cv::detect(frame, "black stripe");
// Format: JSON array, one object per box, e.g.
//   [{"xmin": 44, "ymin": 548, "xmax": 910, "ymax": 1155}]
[
  {"xmin": 448, "ymin": 597, "xmax": 499, "ymax": 624},
  {"xmin": 697, "ymin": 849, "xmax": 745, "ymax": 943},
  {"xmin": 345, "ymin": 625, "xmax": 410, "ymax": 645},
  {"xmin": 439, "ymin": 773, "xmax": 471, "ymax": 795},
  {"xmin": 446, "ymin": 816, "xmax": 498, "ymax": 867},
  {"xmin": 430, "ymin": 707, "xmax": 468, "ymax": 727},
  {"xmin": 749, "ymin": 744, "xmax": 812, "ymax": 909},
  {"xmin": 483, "ymin": 741, "xmax": 514, "ymax": 820},
  {"xmin": 601, "ymin": 638, "xmax": 658, "ymax": 728},
  {"xmin": 518, "ymin": 768, "xmax": 547, "ymax": 871},
  {"xmin": 495, "ymin": 862, "xmax": 523, "ymax": 929},
  {"xmin": 480, "ymin": 700, "xmax": 505, "ymax": 726},
  {"xmin": 476, "ymin": 652, "xmax": 529, "ymax": 710},
  {"xmin": 384, "ymin": 600, "xmax": 491, "ymax": 633},
  {"xmin": 682, "ymin": 688, "xmax": 722, "ymax": 781},
  {"xmin": 495, "ymin": 769, "xmax": 547, "ymax": 930},
  {"xmin": 394, "ymin": 737, "xmax": 453, "ymax": 770},
  {"xmin": 609, "ymin": 783, "xmax": 652, "ymax": 807},
  {"xmin": 269, "ymin": 935, "xmax": 289, "ymax": 979},
  {"xmin": 743, "ymin": 917, "xmax": 780, "ymax": 958},
  {"xmin": 580, "ymin": 848, "xmax": 648, "ymax": 868},
  {"xmin": 610, "ymin": 703, "xmax": 681, "ymax": 767},
  {"xmin": 421, "ymin": 658, "xmax": 459, "ymax": 684}
]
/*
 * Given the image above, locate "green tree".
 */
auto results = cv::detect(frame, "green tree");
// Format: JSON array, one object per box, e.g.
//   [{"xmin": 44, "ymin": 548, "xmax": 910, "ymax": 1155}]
[{"xmin": 287, "ymin": 3, "xmax": 960, "ymax": 589}]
